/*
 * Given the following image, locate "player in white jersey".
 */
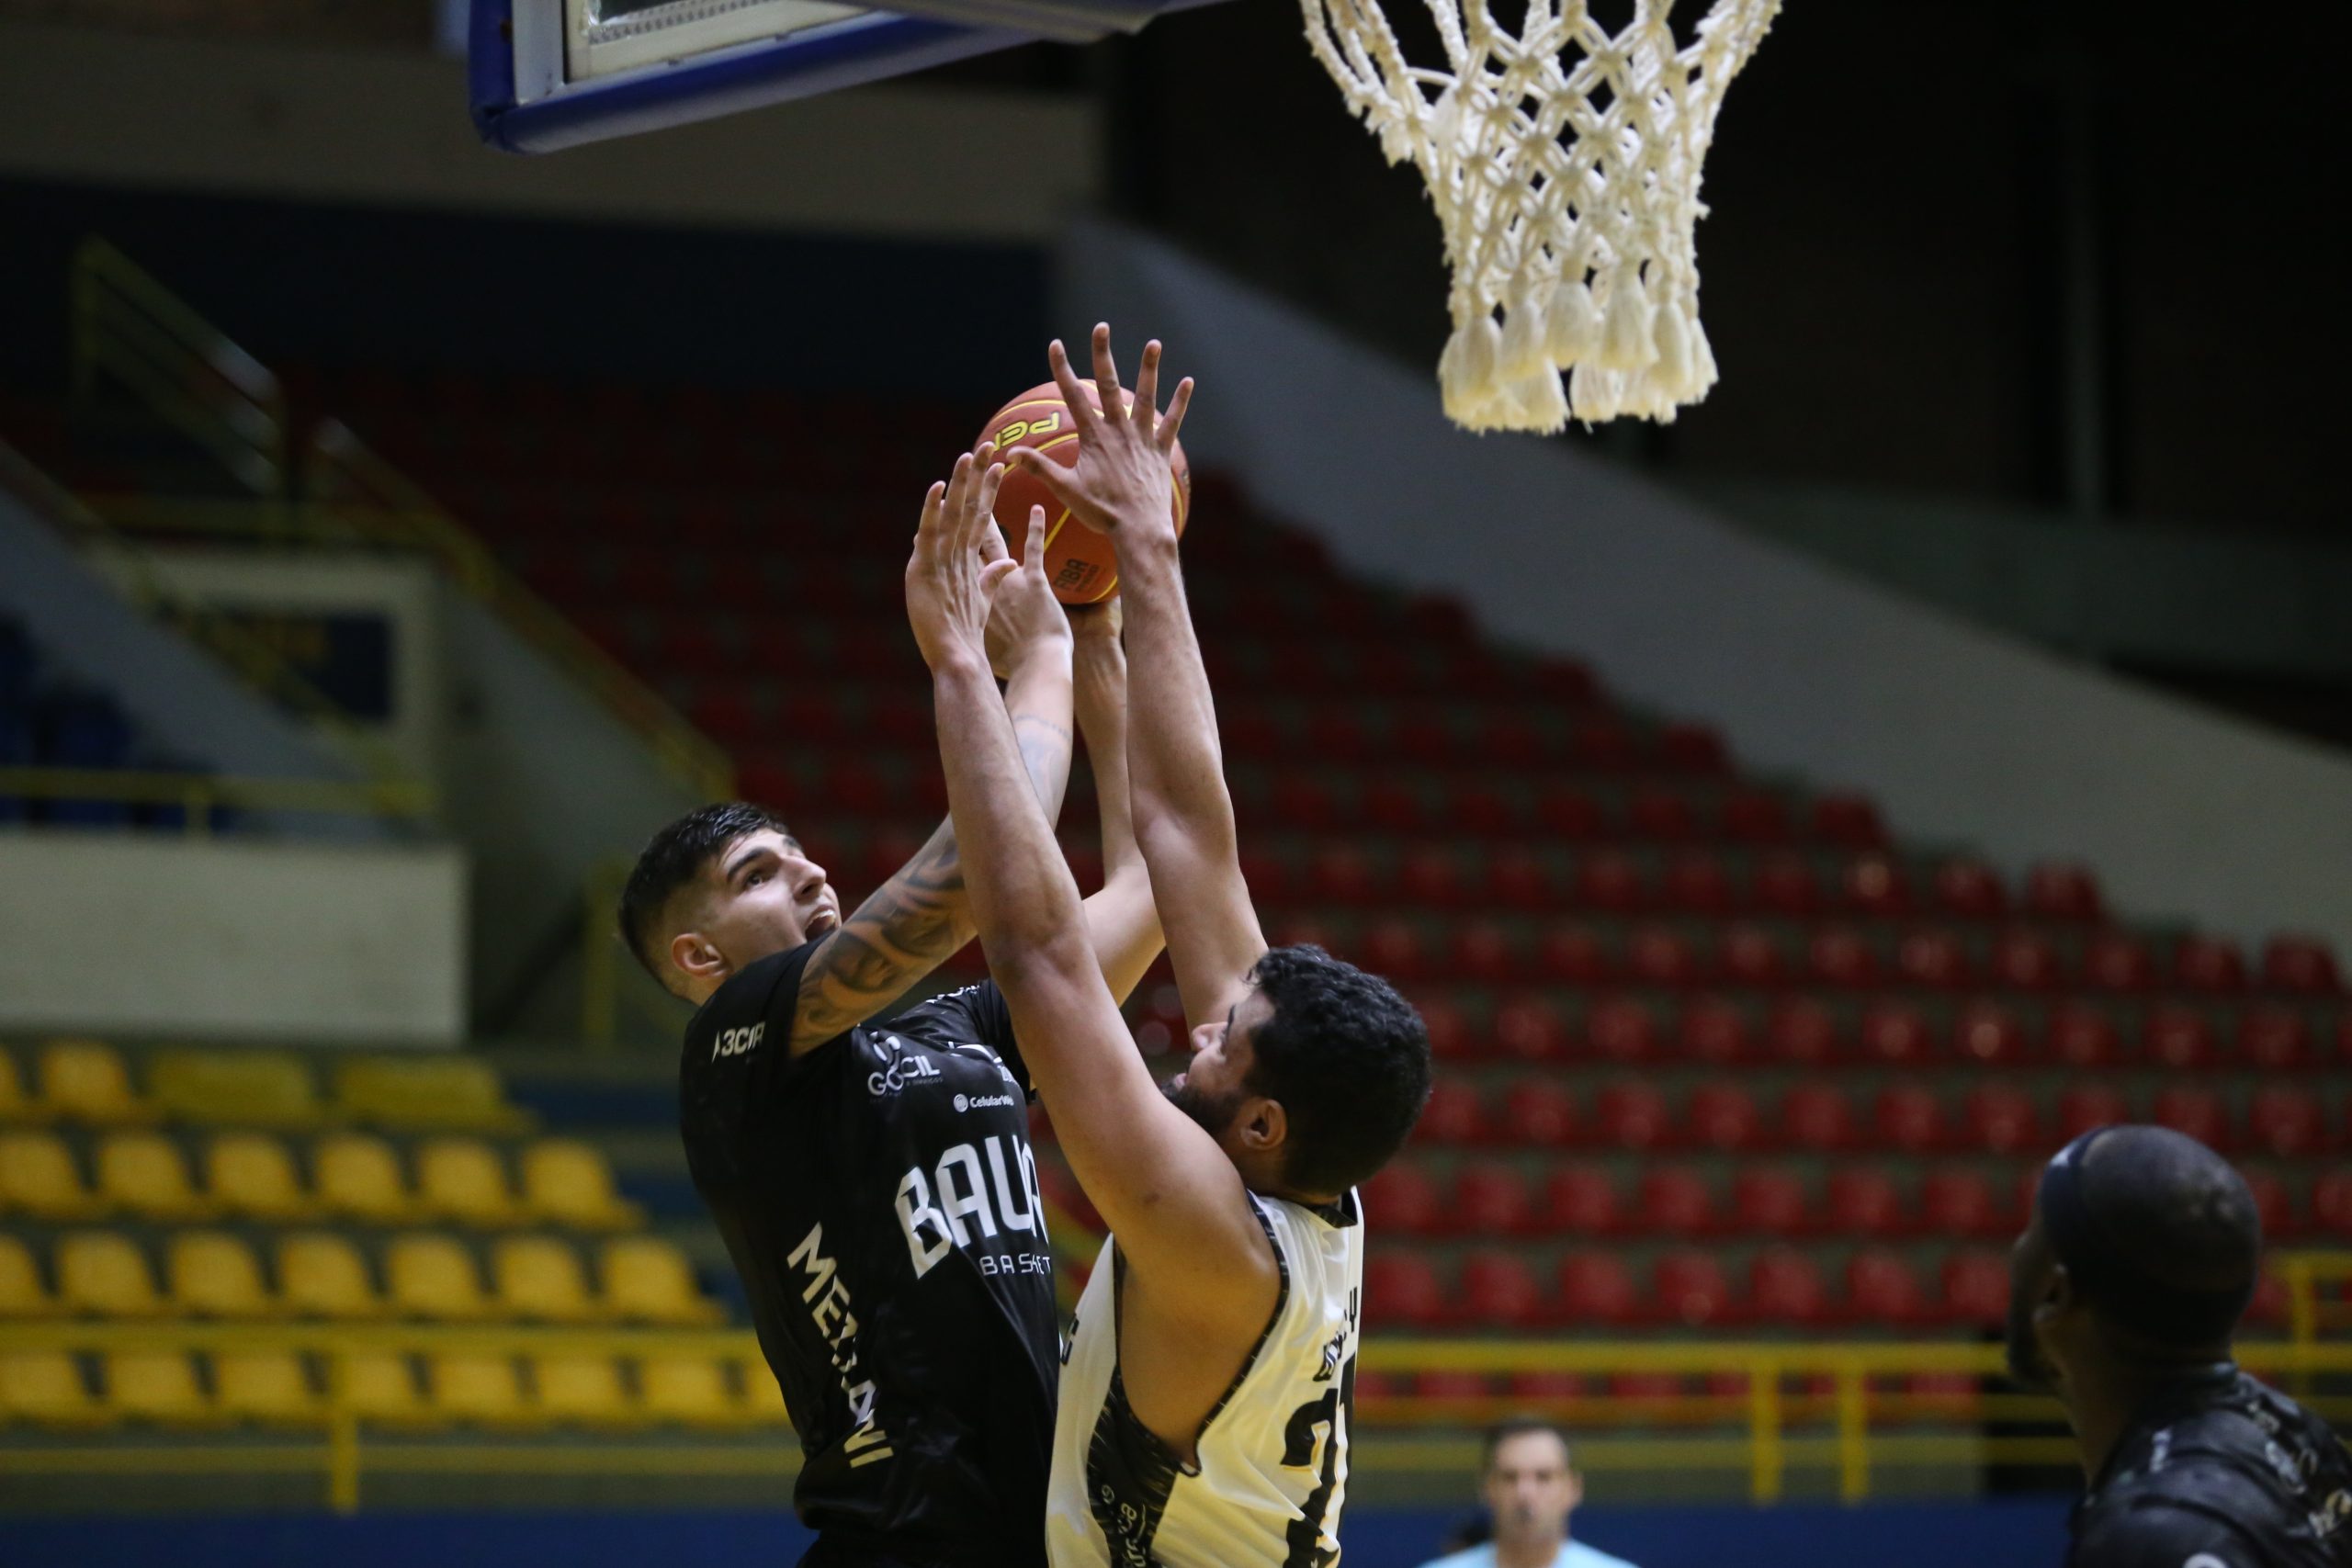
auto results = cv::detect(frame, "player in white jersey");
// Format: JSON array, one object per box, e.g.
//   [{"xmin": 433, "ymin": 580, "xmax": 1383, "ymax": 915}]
[{"xmin": 903, "ymin": 325, "xmax": 1431, "ymax": 1568}]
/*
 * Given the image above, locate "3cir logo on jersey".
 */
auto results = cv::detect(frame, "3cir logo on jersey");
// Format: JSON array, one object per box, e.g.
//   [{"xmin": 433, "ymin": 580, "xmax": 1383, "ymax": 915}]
[
  {"xmin": 867, "ymin": 1038, "xmax": 944, "ymax": 1098},
  {"xmin": 955, "ymin": 1091, "xmax": 1018, "ymax": 1113},
  {"xmin": 711, "ymin": 1022, "xmax": 763, "ymax": 1061}
]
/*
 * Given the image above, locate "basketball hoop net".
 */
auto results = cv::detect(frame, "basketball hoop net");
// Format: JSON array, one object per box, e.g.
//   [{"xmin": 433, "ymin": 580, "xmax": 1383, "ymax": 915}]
[{"xmin": 1303, "ymin": 0, "xmax": 1781, "ymax": 431}]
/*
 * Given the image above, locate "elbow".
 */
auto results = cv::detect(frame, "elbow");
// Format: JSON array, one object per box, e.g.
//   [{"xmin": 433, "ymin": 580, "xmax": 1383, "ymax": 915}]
[{"xmin": 991, "ymin": 931, "xmax": 1101, "ymax": 996}]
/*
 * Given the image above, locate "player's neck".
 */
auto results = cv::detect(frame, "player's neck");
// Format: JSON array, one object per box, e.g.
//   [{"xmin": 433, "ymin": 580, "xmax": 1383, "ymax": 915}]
[
  {"xmin": 1492, "ymin": 1530, "xmax": 1565, "ymax": 1568},
  {"xmin": 2063, "ymin": 1349, "xmax": 2229, "ymax": 1483}
]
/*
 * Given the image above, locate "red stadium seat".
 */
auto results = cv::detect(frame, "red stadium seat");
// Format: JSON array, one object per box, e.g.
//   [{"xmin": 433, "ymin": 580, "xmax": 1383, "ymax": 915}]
[
  {"xmin": 1765, "ymin": 998, "xmax": 1840, "ymax": 1066},
  {"xmin": 1660, "ymin": 851, "xmax": 1736, "ymax": 916},
  {"xmin": 1534, "ymin": 926, "xmax": 1613, "ymax": 985},
  {"xmin": 1363, "ymin": 781, "xmax": 1429, "ymax": 835},
  {"xmin": 1542, "ymin": 1166, "xmax": 1621, "ymax": 1236},
  {"xmin": 1360, "ymin": 919, "xmax": 1430, "ymax": 983},
  {"xmin": 1450, "ymin": 784, "xmax": 1523, "ymax": 839},
  {"xmin": 2058, "ymin": 1083, "xmax": 2133, "ymax": 1142},
  {"xmin": 1362, "ymin": 1164, "xmax": 1442, "ymax": 1236},
  {"xmin": 2313, "ymin": 1170, "xmax": 2352, "ymax": 1239},
  {"xmin": 1653, "ymin": 1249, "xmax": 1735, "ymax": 1328},
  {"xmin": 2143, "ymin": 1006, "xmax": 2218, "ymax": 1072},
  {"xmin": 2152, "ymin": 1087, "xmax": 2232, "ymax": 1152},
  {"xmin": 1583, "ymin": 998, "xmax": 1661, "ymax": 1066},
  {"xmin": 1591, "ymin": 1082, "xmax": 1673, "ymax": 1152},
  {"xmin": 1806, "ymin": 928, "xmax": 1880, "ymax": 989},
  {"xmin": 2237, "ymin": 1007, "xmax": 2314, "ymax": 1071},
  {"xmin": 1413, "ymin": 997, "xmax": 1476, "ymax": 1064},
  {"xmin": 1458, "ymin": 1259, "xmax": 1552, "ymax": 1335},
  {"xmin": 2025, "ymin": 863, "xmax": 2105, "ymax": 922},
  {"xmin": 2047, "ymin": 1004, "xmax": 2126, "ymax": 1069},
  {"xmin": 1720, "ymin": 925, "xmax": 1792, "ymax": 989},
  {"xmin": 1493, "ymin": 996, "xmax": 1570, "ymax": 1066},
  {"xmin": 1841, "ymin": 853, "xmax": 1914, "ymax": 918},
  {"xmin": 689, "ymin": 686, "xmax": 759, "ymax": 745},
  {"xmin": 1570, "ymin": 852, "xmax": 1647, "ymax": 914},
  {"xmin": 1873, "ymin": 1082, "xmax": 1949, "ymax": 1155},
  {"xmin": 1961, "ymin": 1083, "xmax": 2043, "ymax": 1156},
  {"xmin": 1685, "ymin": 1082, "xmax": 1764, "ymax": 1153},
  {"xmin": 2237, "ymin": 1168, "xmax": 2299, "ymax": 1241},
  {"xmin": 2171, "ymin": 935, "xmax": 2248, "ymax": 995},
  {"xmin": 2246, "ymin": 1089, "xmax": 2327, "ymax": 1159},
  {"xmin": 1270, "ymin": 776, "xmax": 1339, "ymax": 830},
  {"xmin": 2082, "ymin": 932, "xmax": 2157, "ymax": 995},
  {"xmin": 1534, "ymin": 786, "xmax": 1604, "ymax": 840},
  {"xmin": 1921, "ymin": 1167, "xmax": 2009, "ymax": 1238},
  {"xmin": 1627, "ymin": 789, "xmax": 1700, "ymax": 841},
  {"xmin": 1415, "ymin": 1081, "xmax": 1488, "ymax": 1145},
  {"xmin": 1857, "ymin": 1003, "xmax": 1937, "ymax": 1068},
  {"xmin": 1237, "ymin": 848, "xmax": 1295, "ymax": 905},
  {"xmin": 1308, "ymin": 846, "xmax": 1383, "ymax": 906},
  {"xmin": 1810, "ymin": 795, "xmax": 1887, "ymax": 849},
  {"xmin": 2262, "ymin": 936, "xmax": 2343, "ymax": 997},
  {"xmin": 1569, "ymin": 720, "xmax": 1635, "ymax": 772},
  {"xmin": 1679, "ymin": 998, "xmax": 1756, "ymax": 1067},
  {"xmin": 1624, "ymin": 925, "xmax": 1703, "ymax": 988},
  {"xmin": 1363, "ymin": 1254, "xmax": 1445, "ymax": 1328},
  {"xmin": 1749, "ymin": 1248, "xmax": 1832, "ymax": 1326},
  {"xmin": 1750, "ymin": 852, "xmax": 1823, "ymax": 919},
  {"xmin": 1498, "ymin": 1079, "xmax": 1579, "ymax": 1147},
  {"xmin": 1988, "ymin": 929, "xmax": 2063, "ymax": 992},
  {"xmin": 1397, "ymin": 849, "xmax": 1468, "ymax": 908},
  {"xmin": 1556, "ymin": 1253, "xmax": 1639, "ymax": 1326},
  {"xmin": 1636, "ymin": 1166, "xmax": 1718, "ymax": 1237},
  {"xmin": 1731, "ymin": 1168, "xmax": 1812, "ymax": 1235},
  {"xmin": 1487, "ymin": 849, "xmax": 1556, "ymax": 909},
  {"xmin": 1941, "ymin": 1249, "xmax": 2011, "ymax": 1328},
  {"xmin": 1506, "ymin": 1371, "xmax": 1589, "ymax": 1401},
  {"xmin": 1306, "ymin": 711, "xmax": 1371, "ymax": 763},
  {"xmin": 1847, "ymin": 1249, "xmax": 1928, "ymax": 1325},
  {"xmin": 1825, "ymin": 1167, "xmax": 1907, "ymax": 1237},
  {"xmin": 1931, "ymin": 858, "xmax": 2009, "ymax": 920},
  {"xmin": 1895, "ymin": 928, "xmax": 1972, "ymax": 990},
  {"xmin": 1719, "ymin": 789, "xmax": 1792, "ymax": 843},
  {"xmin": 1449, "ymin": 923, "xmax": 1522, "ymax": 986},
  {"xmin": 1781, "ymin": 1084, "xmax": 1860, "ymax": 1153},
  {"xmin": 1453, "ymin": 1165, "xmax": 1537, "ymax": 1237},
  {"xmin": 1953, "ymin": 1000, "xmax": 2030, "ymax": 1067},
  {"xmin": 1657, "ymin": 724, "xmax": 1729, "ymax": 775}
]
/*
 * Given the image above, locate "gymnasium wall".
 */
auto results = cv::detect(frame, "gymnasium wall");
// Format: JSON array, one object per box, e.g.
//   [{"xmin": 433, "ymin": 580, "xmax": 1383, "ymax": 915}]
[{"xmin": 1055, "ymin": 220, "xmax": 2352, "ymax": 962}]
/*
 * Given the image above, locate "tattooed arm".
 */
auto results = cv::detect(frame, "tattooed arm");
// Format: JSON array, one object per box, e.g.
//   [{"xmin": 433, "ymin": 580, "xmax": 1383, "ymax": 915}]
[{"xmin": 786, "ymin": 452, "xmax": 1077, "ymax": 1055}]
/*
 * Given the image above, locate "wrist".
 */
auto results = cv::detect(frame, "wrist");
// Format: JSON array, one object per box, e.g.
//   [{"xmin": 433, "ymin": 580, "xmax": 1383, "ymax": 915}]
[
  {"xmin": 1005, "ymin": 637, "xmax": 1074, "ymax": 683},
  {"xmin": 929, "ymin": 647, "xmax": 996, "ymax": 688}
]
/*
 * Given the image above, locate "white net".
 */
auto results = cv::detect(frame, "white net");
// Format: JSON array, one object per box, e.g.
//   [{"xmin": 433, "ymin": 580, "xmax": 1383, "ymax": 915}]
[{"xmin": 1303, "ymin": 0, "xmax": 1782, "ymax": 431}]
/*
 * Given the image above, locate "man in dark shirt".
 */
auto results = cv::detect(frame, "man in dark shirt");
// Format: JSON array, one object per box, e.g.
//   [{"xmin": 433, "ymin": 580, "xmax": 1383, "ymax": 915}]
[
  {"xmin": 2008, "ymin": 1123, "xmax": 2352, "ymax": 1567},
  {"xmin": 619, "ymin": 448, "xmax": 1164, "ymax": 1568}
]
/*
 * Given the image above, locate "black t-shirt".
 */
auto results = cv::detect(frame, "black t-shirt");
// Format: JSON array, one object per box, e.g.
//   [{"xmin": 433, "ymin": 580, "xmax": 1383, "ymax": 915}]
[
  {"xmin": 680, "ymin": 942, "xmax": 1061, "ymax": 1568},
  {"xmin": 2070, "ymin": 1365, "xmax": 2352, "ymax": 1568}
]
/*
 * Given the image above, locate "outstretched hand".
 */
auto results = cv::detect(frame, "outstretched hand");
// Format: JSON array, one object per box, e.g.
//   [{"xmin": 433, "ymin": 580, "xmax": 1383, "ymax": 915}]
[
  {"xmin": 907, "ymin": 444, "xmax": 1046, "ymax": 674},
  {"xmin": 1010, "ymin": 323, "xmax": 1193, "ymax": 539}
]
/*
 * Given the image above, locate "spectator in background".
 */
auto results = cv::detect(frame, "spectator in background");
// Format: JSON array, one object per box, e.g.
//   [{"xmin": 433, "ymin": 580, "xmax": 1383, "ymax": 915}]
[{"xmin": 1419, "ymin": 1418, "xmax": 1639, "ymax": 1568}]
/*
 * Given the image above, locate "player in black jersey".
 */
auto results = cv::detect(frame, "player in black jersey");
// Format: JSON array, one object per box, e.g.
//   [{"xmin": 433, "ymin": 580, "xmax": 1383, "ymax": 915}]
[
  {"xmin": 618, "ymin": 447, "xmax": 1166, "ymax": 1568},
  {"xmin": 2007, "ymin": 1124, "xmax": 2352, "ymax": 1567}
]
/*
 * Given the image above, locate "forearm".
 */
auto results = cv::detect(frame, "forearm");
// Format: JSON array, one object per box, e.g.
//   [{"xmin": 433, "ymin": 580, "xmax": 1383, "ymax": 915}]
[
  {"xmin": 933, "ymin": 657, "xmax": 1090, "ymax": 968},
  {"xmin": 1001, "ymin": 641, "xmax": 1076, "ymax": 827},
  {"xmin": 1074, "ymin": 633, "xmax": 1143, "ymax": 878},
  {"xmin": 1111, "ymin": 527, "xmax": 1239, "ymax": 856}
]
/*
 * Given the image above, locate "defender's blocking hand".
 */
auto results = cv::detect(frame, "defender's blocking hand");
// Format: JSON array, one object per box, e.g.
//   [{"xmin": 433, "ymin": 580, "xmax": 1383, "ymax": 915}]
[{"xmin": 1010, "ymin": 324, "xmax": 1193, "ymax": 540}]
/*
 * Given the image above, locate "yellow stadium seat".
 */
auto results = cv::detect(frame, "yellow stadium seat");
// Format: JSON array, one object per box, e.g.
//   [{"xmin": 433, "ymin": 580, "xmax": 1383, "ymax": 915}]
[
  {"xmin": 736, "ymin": 1360, "xmax": 789, "ymax": 1426},
  {"xmin": 0, "ymin": 1351, "xmax": 105, "ymax": 1428},
  {"xmin": 427, "ymin": 1353, "xmax": 537, "ymax": 1428},
  {"xmin": 334, "ymin": 1350, "xmax": 434, "ymax": 1427},
  {"xmin": 416, "ymin": 1137, "xmax": 522, "ymax": 1226},
  {"xmin": 38, "ymin": 1039, "xmax": 156, "ymax": 1125},
  {"xmin": 333, "ymin": 1057, "xmax": 531, "ymax": 1134},
  {"xmin": 205, "ymin": 1133, "xmax": 315, "ymax": 1222},
  {"xmin": 149, "ymin": 1050, "xmax": 323, "ymax": 1129},
  {"xmin": 58, "ymin": 1231, "xmax": 165, "ymax": 1317},
  {"xmin": 168, "ymin": 1232, "xmax": 275, "ymax": 1318},
  {"xmin": 0, "ymin": 1130, "xmax": 103, "ymax": 1221},
  {"xmin": 277, "ymin": 1233, "xmax": 381, "ymax": 1320},
  {"xmin": 492, "ymin": 1235, "xmax": 599, "ymax": 1323},
  {"xmin": 314, "ymin": 1133, "xmax": 418, "ymax": 1224},
  {"xmin": 96, "ymin": 1132, "xmax": 217, "ymax": 1221},
  {"xmin": 385, "ymin": 1233, "xmax": 491, "ymax": 1320},
  {"xmin": 639, "ymin": 1355, "xmax": 738, "ymax": 1427},
  {"xmin": 0, "ymin": 1045, "xmax": 40, "ymax": 1122},
  {"xmin": 533, "ymin": 1355, "xmax": 636, "ymax": 1428},
  {"xmin": 520, "ymin": 1140, "xmax": 645, "ymax": 1230},
  {"xmin": 0, "ymin": 1235, "xmax": 56, "ymax": 1317},
  {"xmin": 215, "ymin": 1350, "xmax": 321, "ymax": 1427},
  {"xmin": 603, "ymin": 1236, "xmax": 724, "ymax": 1325},
  {"xmin": 106, "ymin": 1350, "xmax": 219, "ymax": 1427}
]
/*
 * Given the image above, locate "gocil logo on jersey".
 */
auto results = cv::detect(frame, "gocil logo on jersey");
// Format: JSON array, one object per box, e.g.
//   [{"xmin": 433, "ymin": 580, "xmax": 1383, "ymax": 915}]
[
  {"xmin": 895, "ymin": 1134, "xmax": 1047, "ymax": 1279},
  {"xmin": 711, "ymin": 1022, "xmax": 763, "ymax": 1061},
  {"xmin": 867, "ymin": 1037, "xmax": 944, "ymax": 1098}
]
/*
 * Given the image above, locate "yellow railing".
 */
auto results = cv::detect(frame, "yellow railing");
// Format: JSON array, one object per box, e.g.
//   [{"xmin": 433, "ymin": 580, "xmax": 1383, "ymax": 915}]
[
  {"xmin": 0, "ymin": 766, "xmax": 432, "ymax": 832},
  {"xmin": 2288, "ymin": 1251, "xmax": 2352, "ymax": 1347}
]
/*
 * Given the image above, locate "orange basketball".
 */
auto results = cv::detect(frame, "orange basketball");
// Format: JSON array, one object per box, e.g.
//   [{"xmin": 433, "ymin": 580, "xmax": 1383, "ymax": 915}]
[{"xmin": 976, "ymin": 379, "xmax": 1190, "ymax": 604}]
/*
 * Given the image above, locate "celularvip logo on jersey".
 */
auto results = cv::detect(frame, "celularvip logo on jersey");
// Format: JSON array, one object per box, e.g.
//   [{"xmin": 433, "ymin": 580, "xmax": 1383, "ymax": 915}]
[
  {"xmin": 955, "ymin": 1092, "xmax": 1019, "ymax": 1113},
  {"xmin": 712, "ymin": 1022, "xmax": 763, "ymax": 1061},
  {"xmin": 867, "ymin": 1036, "xmax": 944, "ymax": 1098}
]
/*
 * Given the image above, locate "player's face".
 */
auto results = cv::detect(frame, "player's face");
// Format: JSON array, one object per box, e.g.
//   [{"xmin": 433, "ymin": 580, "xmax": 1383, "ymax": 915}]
[
  {"xmin": 1482, "ymin": 1430, "xmax": 1579, "ymax": 1545},
  {"xmin": 2005, "ymin": 1207, "xmax": 2062, "ymax": 1390},
  {"xmin": 691, "ymin": 830, "xmax": 842, "ymax": 974},
  {"xmin": 1161, "ymin": 988, "xmax": 1272, "ymax": 1146}
]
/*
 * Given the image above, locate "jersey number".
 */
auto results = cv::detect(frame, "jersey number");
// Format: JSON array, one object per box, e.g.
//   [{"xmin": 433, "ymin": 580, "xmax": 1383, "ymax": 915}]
[{"xmin": 1280, "ymin": 1355, "xmax": 1353, "ymax": 1568}]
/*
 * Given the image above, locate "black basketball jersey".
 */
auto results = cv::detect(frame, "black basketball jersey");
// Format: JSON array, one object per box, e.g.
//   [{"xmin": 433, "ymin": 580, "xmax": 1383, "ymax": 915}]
[
  {"xmin": 2070, "ymin": 1365, "xmax": 2352, "ymax": 1568},
  {"xmin": 680, "ymin": 941, "xmax": 1061, "ymax": 1568}
]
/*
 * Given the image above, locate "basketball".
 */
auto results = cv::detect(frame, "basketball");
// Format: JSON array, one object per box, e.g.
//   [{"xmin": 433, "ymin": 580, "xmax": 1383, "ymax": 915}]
[{"xmin": 977, "ymin": 379, "xmax": 1191, "ymax": 604}]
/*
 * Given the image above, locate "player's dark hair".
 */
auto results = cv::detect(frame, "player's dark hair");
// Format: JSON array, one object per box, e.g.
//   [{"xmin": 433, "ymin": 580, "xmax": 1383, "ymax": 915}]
[
  {"xmin": 1243, "ymin": 944, "xmax": 1431, "ymax": 1198},
  {"xmin": 618, "ymin": 802, "xmax": 791, "ymax": 986},
  {"xmin": 2065, "ymin": 1124, "xmax": 2261, "ymax": 1354},
  {"xmin": 1481, "ymin": 1416, "xmax": 1573, "ymax": 1472}
]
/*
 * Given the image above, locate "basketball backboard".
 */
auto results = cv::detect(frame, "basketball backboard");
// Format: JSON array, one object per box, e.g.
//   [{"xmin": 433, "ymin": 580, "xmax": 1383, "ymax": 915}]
[{"xmin": 470, "ymin": 0, "xmax": 1222, "ymax": 153}]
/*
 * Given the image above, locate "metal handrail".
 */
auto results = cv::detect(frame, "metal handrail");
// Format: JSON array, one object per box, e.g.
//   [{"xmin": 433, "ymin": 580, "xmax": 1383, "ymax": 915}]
[{"xmin": 0, "ymin": 766, "xmax": 432, "ymax": 829}]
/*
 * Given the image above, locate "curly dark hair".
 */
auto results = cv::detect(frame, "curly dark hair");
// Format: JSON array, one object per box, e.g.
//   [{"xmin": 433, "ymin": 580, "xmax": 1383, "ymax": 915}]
[
  {"xmin": 1243, "ymin": 944, "xmax": 1432, "ymax": 1198},
  {"xmin": 618, "ymin": 801, "xmax": 790, "ymax": 987}
]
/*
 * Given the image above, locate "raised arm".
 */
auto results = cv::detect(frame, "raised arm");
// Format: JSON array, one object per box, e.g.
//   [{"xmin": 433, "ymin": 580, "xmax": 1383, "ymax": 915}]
[
  {"xmin": 1071, "ymin": 603, "xmax": 1163, "ymax": 1006},
  {"xmin": 786, "ymin": 461, "xmax": 1076, "ymax": 1053},
  {"xmin": 1014, "ymin": 328, "xmax": 1264, "ymax": 1032},
  {"xmin": 904, "ymin": 456, "xmax": 1273, "ymax": 1304}
]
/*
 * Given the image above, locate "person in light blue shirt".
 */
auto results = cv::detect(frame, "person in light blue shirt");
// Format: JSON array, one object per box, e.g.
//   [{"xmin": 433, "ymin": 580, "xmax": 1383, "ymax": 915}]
[{"xmin": 1417, "ymin": 1418, "xmax": 1640, "ymax": 1568}]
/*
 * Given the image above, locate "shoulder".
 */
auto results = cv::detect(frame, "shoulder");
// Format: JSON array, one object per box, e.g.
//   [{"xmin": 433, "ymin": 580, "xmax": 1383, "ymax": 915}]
[
  {"xmin": 2075, "ymin": 1486, "xmax": 2262, "ymax": 1568},
  {"xmin": 1565, "ymin": 1541, "xmax": 1642, "ymax": 1568},
  {"xmin": 682, "ymin": 942, "xmax": 825, "ymax": 1065}
]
